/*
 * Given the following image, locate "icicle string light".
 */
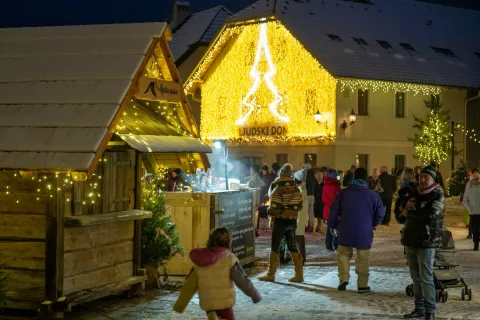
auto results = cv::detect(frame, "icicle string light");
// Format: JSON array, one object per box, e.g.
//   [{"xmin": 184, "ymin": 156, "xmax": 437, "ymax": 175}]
[{"xmin": 338, "ymin": 79, "xmax": 441, "ymax": 96}]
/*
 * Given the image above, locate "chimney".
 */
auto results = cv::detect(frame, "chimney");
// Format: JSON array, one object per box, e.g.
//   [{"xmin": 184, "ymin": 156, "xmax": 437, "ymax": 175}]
[{"xmin": 172, "ymin": 0, "xmax": 191, "ymax": 30}]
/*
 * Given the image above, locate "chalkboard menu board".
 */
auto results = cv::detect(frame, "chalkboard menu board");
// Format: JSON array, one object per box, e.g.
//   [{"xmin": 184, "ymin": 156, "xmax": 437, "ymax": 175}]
[{"xmin": 214, "ymin": 191, "xmax": 255, "ymax": 261}]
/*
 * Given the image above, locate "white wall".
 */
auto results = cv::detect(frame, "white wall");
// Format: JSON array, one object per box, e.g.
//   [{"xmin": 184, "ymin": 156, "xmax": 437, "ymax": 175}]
[{"xmin": 335, "ymin": 86, "xmax": 466, "ymax": 177}]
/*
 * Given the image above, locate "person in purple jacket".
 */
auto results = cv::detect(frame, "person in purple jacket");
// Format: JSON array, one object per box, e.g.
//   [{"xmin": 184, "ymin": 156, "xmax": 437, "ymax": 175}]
[{"xmin": 328, "ymin": 167, "xmax": 384, "ymax": 293}]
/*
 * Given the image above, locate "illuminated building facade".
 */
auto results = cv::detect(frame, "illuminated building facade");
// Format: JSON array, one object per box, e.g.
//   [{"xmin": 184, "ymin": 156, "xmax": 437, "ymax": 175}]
[{"xmin": 185, "ymin": 0, "xmax": 480, "ymax": 173}]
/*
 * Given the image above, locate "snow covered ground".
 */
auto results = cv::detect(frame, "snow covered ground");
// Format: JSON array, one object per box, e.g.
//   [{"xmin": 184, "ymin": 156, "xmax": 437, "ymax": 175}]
[{"xmin": 63, "ymin": 201, "xmax": 480, "ymax": 320}]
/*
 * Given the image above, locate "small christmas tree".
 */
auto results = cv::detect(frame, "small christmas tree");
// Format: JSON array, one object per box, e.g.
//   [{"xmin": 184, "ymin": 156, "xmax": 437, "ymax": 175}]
[
  {"xmin": 448, "ymin": 161, "xmax": 468, "ymax": 196},
  {"xmin": 141, "ymin": 174, "xmax": 183, "ymax": 267},
  {"xmin": 409, "ymin": 97, "xmax": 456, "ymax": 165},
  {"xmin": 0, "ymin": 265, "xmax": 7, "ymax": 308}
]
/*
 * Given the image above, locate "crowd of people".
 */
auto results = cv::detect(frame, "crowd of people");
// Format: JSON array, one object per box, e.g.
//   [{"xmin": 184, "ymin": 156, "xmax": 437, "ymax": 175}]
[{"xmin": 173, "ymin": 160, "xmax": 480, "ymax": 320}]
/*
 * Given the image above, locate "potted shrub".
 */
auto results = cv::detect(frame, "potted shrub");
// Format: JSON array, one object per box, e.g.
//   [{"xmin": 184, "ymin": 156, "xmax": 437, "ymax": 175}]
[{"xmin": 141, "ymin": 174, "xmax": 183, "ymax": 289}]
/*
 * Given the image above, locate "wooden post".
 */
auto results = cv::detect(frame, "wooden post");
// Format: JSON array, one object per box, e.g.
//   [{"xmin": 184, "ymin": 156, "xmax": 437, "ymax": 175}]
[
  {"xmin": 133, "ymin": 151, "xmax": 143, "ymax": 275},
  {"xmin": 45, "ymin": 176, "xmax": 65, "ymax": 309}
]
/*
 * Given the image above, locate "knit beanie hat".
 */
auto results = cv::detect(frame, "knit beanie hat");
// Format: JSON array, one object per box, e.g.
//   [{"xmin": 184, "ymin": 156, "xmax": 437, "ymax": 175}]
[
  {"xmin": 353, "ymin": 167, "xmax": 368, "ymax": 181},
  {"xmin": 421, "ymin": 165, "xmax": 437, "ymax": 180},
  {"xmin": 279, "ymin": 163, "xmax": 294, "ymax": 177},
  {"xmin": 327, "ymin": 169, "xmax": 337, "ymax": 180},
  {"xmin": 294, "ymin": 169, "xmax": 306, "ymax": 182},
  {"xmin": 262, "ymin": 165, "xmax": 269, "ymax": 171}
]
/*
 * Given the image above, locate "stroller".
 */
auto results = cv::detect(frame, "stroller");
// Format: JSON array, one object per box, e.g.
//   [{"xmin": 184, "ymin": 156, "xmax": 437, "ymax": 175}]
[{"xmin": 405, "ymin": 227, "xmax": 472, "ymax": 303}]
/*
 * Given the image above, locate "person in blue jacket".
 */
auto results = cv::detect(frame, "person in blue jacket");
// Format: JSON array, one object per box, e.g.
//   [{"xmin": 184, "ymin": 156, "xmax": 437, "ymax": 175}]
[{"xmin": 328, "ymin": 167, "xmax": 384, "ymax": 293}]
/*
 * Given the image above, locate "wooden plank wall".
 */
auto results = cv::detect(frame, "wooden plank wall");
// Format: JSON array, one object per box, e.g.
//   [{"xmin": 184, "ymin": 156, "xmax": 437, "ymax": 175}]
[
  {"xmin": 63, "ymin": 221, "xmax": 134, "ymax": 295},
  {"xmin": 164, "ymin": 193, "xmax": 210, "ymax": 276},
  {"xmin": 0, "ymin": 173, "xmax": 47, "ymax": 309},
  {"xmin": 73, "ymin": 150, "xmax": 135, "ymax": 216}
]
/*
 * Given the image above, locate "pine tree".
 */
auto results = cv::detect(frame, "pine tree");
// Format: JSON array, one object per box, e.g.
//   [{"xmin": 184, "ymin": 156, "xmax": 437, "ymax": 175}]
[
  {"xmin": 409, "ymin": 97, "xmax": 455, "ymax": 165},
  {"xmin": 448, "ymin": 161, "xmax": 468, "ymax": 196},
  {"xmin": 0, "ymin": 265, "xmax": 7, "ymax": 308},
  {"xmin": 141, "ymin": 174, "xmax": 183, "ymax": 267}
]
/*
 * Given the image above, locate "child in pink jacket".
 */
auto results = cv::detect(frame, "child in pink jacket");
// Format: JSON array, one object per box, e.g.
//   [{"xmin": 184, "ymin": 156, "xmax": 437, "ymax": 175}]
[{"xmin": 173, "ymin": 227, "xmax": 261, "ymax": 320}]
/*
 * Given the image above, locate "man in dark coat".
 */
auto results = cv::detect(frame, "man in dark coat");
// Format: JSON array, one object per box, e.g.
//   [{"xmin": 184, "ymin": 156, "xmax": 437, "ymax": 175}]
[
  {"xmin": 430, "ymin": 161, "xmax": 445, "ymax": 193},
  {"xmin": 395, "ymin": 166, "xmax": 444, "ymax": 320},
  {"xmin": 328, "ymin": 167, "xmax": 384, "ymax": 293},
  {"xmin": 342, "ymin": 165, "xmax": 356, "ymax": 187},
  {"xmin": 379, "ymin": 166, "xmax": 397, "ymax": 225}
]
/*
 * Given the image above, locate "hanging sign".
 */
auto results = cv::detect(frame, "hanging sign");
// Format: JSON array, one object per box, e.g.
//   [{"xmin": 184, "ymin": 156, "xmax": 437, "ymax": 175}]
[
  {"xmin": 136, "ymin": 76, "xmax": 182, "ymax": 103},
  {"xmin": 238, "ymin": 124, "xmax": 288, "ymax": 137}
]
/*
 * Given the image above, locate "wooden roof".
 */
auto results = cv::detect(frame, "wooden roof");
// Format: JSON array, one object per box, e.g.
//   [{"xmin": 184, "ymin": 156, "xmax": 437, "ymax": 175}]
[{"xmin": 0, "ymin": 22, "xmax": 207, "ymax": 173}]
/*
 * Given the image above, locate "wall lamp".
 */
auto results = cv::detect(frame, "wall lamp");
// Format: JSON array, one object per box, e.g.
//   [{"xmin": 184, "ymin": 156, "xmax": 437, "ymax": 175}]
[
  {"xmin": 314, "ymin": 110, "xmax": 328, "ymax": 128},
  {"xmin": 341, "ymin": 109, "xmax": 357, "ymax": 130}
]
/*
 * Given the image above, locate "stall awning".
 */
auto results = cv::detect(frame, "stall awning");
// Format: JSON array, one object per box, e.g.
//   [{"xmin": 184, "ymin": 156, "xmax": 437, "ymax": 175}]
[{"xmin": 119, "ymin": 134, "xmax": 212, "ymax": 153}]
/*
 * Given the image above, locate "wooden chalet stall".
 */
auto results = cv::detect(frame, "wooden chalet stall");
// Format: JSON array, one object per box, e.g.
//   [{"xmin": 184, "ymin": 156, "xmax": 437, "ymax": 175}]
[{"xmin": 0, "ymin": 22, "xmax": 209, "ymax": 317}]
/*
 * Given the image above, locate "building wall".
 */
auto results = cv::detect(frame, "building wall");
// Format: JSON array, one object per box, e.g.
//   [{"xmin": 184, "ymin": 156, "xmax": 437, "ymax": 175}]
[
  {"xmin": 221, "ymin": 86, "xmax": 467, "ymax": 180},
  {"xmin": 335, "ymin": 86, "xmax": 466, "ymax": 177}
]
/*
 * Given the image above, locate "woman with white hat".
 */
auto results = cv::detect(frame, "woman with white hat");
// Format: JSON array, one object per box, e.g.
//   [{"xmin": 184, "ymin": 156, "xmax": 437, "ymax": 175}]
[{"xmin": 294, "ymin": 168, "xmax": 309, "ymax": 264}]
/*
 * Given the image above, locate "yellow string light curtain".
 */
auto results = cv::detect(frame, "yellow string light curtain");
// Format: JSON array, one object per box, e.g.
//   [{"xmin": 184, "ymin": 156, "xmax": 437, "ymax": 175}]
[{"xmin": 199, "ymin": 21, "xmax": 337, "ymax": 142}]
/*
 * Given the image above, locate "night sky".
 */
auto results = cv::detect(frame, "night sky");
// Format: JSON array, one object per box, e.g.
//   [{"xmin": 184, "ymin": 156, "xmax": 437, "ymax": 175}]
[
  {"xmin": 1, "ymin": 0, "xmax": 479, "ymax": 28},
  {"xmin": 0, "ymin": 0, "xmax": 256, "ymax": 28}
]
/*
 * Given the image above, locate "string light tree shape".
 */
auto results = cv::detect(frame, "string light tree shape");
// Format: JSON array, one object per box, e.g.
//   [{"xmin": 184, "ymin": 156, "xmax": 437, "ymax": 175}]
[
  {"xmin": 408, "ymin": 96, "xmax": 458, "ymax": 165},
  {"xmin": 236, "ymin": 20, "xmax": 288, "ymax": 126}
]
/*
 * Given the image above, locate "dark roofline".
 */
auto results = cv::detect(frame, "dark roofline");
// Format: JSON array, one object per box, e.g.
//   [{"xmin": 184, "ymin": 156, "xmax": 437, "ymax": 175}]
[
  {"xmin": 176, "ymin": 41, "xmax": 210, "ymax": 66},
  {"xmin": 226, "ymin": 0, "xmax": 277, "ymax": 24}
]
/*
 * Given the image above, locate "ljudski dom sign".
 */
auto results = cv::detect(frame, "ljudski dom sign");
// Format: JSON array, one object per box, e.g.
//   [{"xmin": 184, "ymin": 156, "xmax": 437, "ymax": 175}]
[
  {"xmin": 238, "ymin": 125, "xmax": 287, "ymax": 137},
  {"xmin": 136, "ymin": 76, "xmax": 182, "ymax": 103}
]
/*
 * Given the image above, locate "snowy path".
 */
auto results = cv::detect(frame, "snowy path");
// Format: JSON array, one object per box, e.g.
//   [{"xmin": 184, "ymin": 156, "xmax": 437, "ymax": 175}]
[{"xmin": 66, "ymin": 223, "xmax": 480, "ymax": 320}]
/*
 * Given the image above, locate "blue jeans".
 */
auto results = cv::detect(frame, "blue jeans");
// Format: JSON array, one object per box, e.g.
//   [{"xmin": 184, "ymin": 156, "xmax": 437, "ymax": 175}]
[
  {"xmin": 326, "ymin": 231, "xmax": 338, "ymax": 250},
  {"xmin": 405, "ymin": 247, "xmax": 436, "ymax": 313}
]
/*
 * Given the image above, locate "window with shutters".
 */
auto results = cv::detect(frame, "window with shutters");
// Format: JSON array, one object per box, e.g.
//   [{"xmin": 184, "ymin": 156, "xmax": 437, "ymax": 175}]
[
  {"xmin": 395, "ymin": 92, "xmax": 405, "ymax": 118},
  {"xmin": 395, "ymin": 155, "xmax": 406, "ymax": 170},
  {"xmin": 276, "ymin": 154, "xmax": 288, "ymax": 166},
  {"xmin": 304, "ymin": 154, "xmax": 317, "ymax": 168},
  {"xmin": 357, "ymin": 89, "xmax": 369, "ymax": 115},
  {"xmin": 357, "ymin": 154, "xmax": 369, "ymax": 172}
]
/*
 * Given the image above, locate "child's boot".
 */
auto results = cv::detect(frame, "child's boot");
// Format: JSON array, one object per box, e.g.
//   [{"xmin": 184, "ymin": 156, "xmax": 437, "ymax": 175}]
[
  {"xmin": 288, "ymin": 252, "xmax": 304, "ymax": 283},
  {"xmin": 258, "ymin": 252, "xmax": 279, "ymax": 282}
]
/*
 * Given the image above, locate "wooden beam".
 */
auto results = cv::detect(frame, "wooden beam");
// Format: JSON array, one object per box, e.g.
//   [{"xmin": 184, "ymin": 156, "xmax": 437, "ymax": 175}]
[
  {"xmin": 64, "ymin": 209, "xmax": 151, "ymax": 227},
  {"xmin": 45, "ymin": 177, "xmax": 58, "ymax": 301},
  {"xmin": 133, "ymin": 151, "xmax": 143, "ymax": 275},
  {"xmin": 62, "ymin": 275, "xmax": 147, "ymax": 308},
  {"xmin": 158, "ymin": 37, "xmax": 199, "ymax": 137},
  {"xmin": 86, "ymin": 39, "xmax": 160, "ymax": 177}
]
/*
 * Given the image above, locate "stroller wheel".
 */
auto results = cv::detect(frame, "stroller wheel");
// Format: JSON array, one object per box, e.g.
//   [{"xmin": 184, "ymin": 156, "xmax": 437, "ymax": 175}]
[
  {"xmin": 441, "ymin": 291, "xmax": 448, "ymax": 303},
  {"xmin": 468, "ymin": 288, "xmax": 472, "ymax": 301},
  {"xmin": 461, "ymin": 288, "xmax": 466, "ymax": 301},
  {"xmin": 405, "ymin": 284, "xmax": 414, "ymax": 297},
  {"xmin": 436, "ymin": 291, "xmax": 442, "ymax": 302}
]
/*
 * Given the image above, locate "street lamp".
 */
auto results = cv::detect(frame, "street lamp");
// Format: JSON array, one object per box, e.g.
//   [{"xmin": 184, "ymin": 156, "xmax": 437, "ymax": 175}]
[{"xmin": 212, "ymin": 139, "xmax": 229, "ymax": 190}]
